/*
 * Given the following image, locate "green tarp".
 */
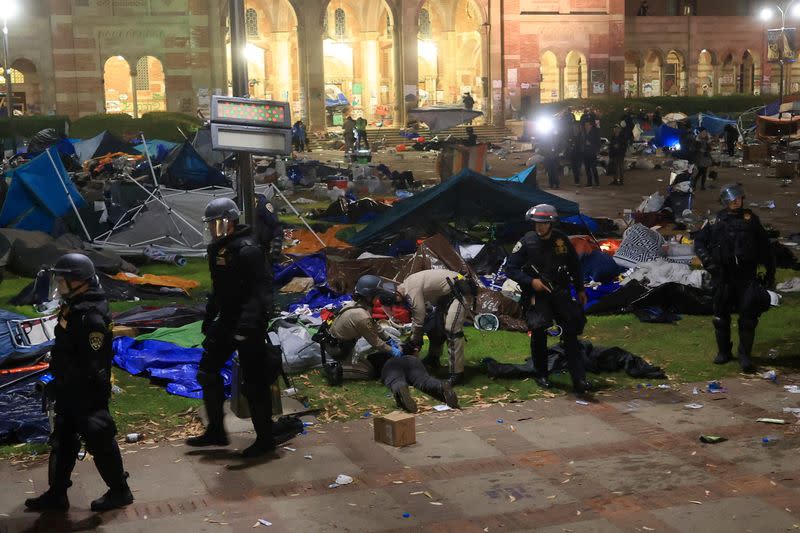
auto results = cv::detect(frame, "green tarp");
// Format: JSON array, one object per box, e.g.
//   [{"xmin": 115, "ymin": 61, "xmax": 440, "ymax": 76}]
[
  {"xmin": 136, "ymin": 321, "xmax": 203, "ymax": 348},
  {"xmin": 348, "ymin": 169, "xmax": 580, "ymax": 246}
]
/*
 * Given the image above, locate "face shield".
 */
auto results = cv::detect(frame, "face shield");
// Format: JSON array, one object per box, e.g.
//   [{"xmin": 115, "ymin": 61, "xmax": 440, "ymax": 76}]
[
  {"xmin": 203, "ymin": 217, "xmax": 233, "ymax": 245},
  {"xmin": 33, "ymin": 269, "xmax": 67, "ymax": 305}
]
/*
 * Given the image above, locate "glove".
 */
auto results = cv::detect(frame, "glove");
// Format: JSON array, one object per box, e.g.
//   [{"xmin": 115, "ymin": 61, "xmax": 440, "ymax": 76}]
[{"xmin": 390, "ymin": 345, "xmax": 403, "ymax": 358}]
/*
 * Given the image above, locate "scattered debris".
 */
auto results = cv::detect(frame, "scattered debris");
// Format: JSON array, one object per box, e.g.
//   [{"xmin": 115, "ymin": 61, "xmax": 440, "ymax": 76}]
[
  {"xmin": 684, "ymin": 403, "xmax": 704, "ymax": 409},
  {"xmin": 757, "ymin": 418, "xmax": 786, "ymax": 425}
]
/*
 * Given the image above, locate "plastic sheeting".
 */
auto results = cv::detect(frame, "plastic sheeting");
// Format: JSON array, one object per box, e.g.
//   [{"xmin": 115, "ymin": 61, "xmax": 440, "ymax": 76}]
[
  {"xmin": 136, "ymin": 321, "xmax": 204, "ymax": 347},
  {"xmin": 0, "ymin": 379, "xmax": 49, "ymax": 444},
  {"xmin": 73, "ymin": 131, "xmax": 139, "ymax": 162},
  {"xmin": 113, "ymin": 336, "xmax": 232, "ymax": 399},
  {"xmin": 0, "ymin": 310, "xmax": 56, "ymax": 366},
  {"xmin": 267, "ymin": 321, "xmax": 321, "ymax": 373},
  {"xmin": 287, "ymin": 287, "xmax": 352, "ymax": 313}
]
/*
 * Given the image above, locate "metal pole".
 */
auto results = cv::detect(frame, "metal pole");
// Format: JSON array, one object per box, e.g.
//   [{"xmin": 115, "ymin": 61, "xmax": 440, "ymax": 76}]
[
  {"xmin": 229, "ymin": 0, "xmax": 254, "ymax": 227},
  {"xmin": 2, "ymin": 15, "xmax": 16, "ymax": 155}
]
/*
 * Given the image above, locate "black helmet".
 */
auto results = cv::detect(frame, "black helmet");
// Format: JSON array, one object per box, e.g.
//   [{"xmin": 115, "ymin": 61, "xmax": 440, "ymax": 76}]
[
  {"xmin": 719, "ymin": 183, "xmax": 744, "ymax": 206},
  {"xmin": 203, "ymin": 198, "xmax": 241, "ymax": 222},
  {"xmin": 52, "ymin": 253, "xmax": 96, "ymax": 282},
  {"xmin": 354, "ymin": 275, "xmax": 398, "ymax": 304},
  {"xmin": 525, "ymin": 203, "xmax": 559, "ymax": 223}
]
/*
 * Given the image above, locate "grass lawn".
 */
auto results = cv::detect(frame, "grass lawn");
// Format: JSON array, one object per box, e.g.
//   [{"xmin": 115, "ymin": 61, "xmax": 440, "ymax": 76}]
[{"xmin": 2, "ymin": 259, "xmax": 798, "ymax": 458}]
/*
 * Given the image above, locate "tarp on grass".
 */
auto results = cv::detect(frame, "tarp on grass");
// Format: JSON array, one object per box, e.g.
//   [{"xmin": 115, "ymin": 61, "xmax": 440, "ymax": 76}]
[
  {"xmin": 348, "ymin": 169, "xmax": 579, "ymax": 246},
  {"xmin": 0, "ymin": 378, "xmax": 49, "ymax": 444},
  {"xmin": 0, "ymin": 148, "xmax": 86, "ymax": 234}
]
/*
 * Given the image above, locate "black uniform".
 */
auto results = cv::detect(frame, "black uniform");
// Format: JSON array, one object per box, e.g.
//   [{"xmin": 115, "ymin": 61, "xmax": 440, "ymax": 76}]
[
  {"xmin": 694, "ymin": 208, "xmax": 775, "ymax": 367},
  {"xmin": 254, "ymin": 195, "xmax": 284, "ymax": 270},
  {"xmin": 200, "ymin": 225, "xmax": 279, "ymax": 441},
  {"xmin": 541, "ymin": 134, "xmax": 562, "ymax": 188},
  {"xmin": 47, "ymin": 286, "xmax": 128, "ymax": 496},
  {"xmin": 506, "ymin": 229, "xmax": 587, "ymax": 385}
]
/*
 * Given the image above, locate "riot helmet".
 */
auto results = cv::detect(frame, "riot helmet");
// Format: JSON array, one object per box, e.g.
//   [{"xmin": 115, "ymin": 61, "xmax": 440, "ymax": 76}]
[
  {"xmin": 525, "ymin": 204, "xmax": 559, "ymax": 223},
  {"xmin": 719, "ymin": 183, "xmax": 745, "ymax": 207},
  {"xmin": 354, "ymin": 275, "xmax": 398, "ymax": 305},
  {"xmin": 34, "ymin": 253, "xmax": 96, "ymax": 303},
  {"xmin": 203, "ymin": 198, "xmax": 241, "ymax": 243}
]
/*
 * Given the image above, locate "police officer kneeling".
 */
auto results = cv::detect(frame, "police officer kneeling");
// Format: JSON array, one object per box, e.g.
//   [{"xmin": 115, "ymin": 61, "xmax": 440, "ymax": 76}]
[
  {"xmin": 186, "ymin": 198, "xmax": 281, "ymax": 458},
  {"xmin": 694, "ymin": 184, "xmax": 775, "ymax": 373},
  {"xmin": 25, "ymin": 254, "xmax": 133, "ymax": 512},
  {"xmin": 322, "ymin": 275, "xmax": 459, "ymax": 413},
  {"xmin": 506, "ymin": 204, "xmax": 591, "ymax": 395}
]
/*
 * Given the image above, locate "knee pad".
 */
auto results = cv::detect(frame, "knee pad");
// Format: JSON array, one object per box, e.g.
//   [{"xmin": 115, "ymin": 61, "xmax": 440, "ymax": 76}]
[
  {"xmin": 712, "ymin": 316, "xmax": 730, "ymax": 329},
  {"xmin": 738, "ymin": 316, "xmax": 758, "ymax": 331}
]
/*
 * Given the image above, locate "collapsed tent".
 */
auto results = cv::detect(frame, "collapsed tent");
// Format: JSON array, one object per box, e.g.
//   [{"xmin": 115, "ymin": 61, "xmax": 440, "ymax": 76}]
[
  {"xmin": 0, "ymin": 149, "xmax": 86, "ymax": 235},
  {"xmin": 0, "ymin": 310, "xmax": 55, "ymax": 366},
  {"xmin": 192, "ymin": 128, "xmax": 226, "ymax": 167},
  {"xmin": 688, "ymin": 113, "xmax": 737, "ymax": 136},
  {"xmin": 407, "ymin": 107, "xmax": 483, "ymax": 132},
  {"xmin": 490, "ymin": 166, "xmax": 537, "ymax": 185},
  {"xmin": 134, "ymin": 139, "xmax": 179, "ymax": 156},
  {"xmin": 73, "ymin": 131, "xmax": 139, "ymax": 162},
  {"xmin": 348, "ymin": 169, "xmax": 579, "ymax": 247},
  {"xmin": 0, "ymin": 377, "xmax": 50, "ymax": 444},
  {"xmin": 652, "ymin": 124, "xmax": 682, "ymax": 148},
  {"xmin": 159, "ymin": 142, "xmax": 230, "ymax": 189}
]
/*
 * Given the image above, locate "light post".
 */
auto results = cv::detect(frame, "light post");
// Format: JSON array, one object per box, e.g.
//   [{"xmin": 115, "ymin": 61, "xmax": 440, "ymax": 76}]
[
  {"xmin": 228, "ymin": 0, "xmax": 254, "ymax": 226},
  {"xmin": 760, "ymin": 1, "xmax": 800, "ymax": 105},
  {"xmin": 0, "ymin": 0, "xmax": 18, "ymax": 154}
]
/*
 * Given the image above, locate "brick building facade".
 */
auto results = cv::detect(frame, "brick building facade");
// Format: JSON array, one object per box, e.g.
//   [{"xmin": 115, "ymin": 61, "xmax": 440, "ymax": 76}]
[{"xmin": 3, "ymin": 0, "xmax": 775, "ymax": 131}]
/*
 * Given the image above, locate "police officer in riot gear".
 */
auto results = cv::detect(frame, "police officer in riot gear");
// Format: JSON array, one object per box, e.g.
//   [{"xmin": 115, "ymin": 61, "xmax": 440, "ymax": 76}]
[
  {"xmin": 254, "ymin": 192, "xmax": 284, "ymax": 268},
  {"xmin": 505, "ymin": 204, "xmax": 591, "ymax": 395},
  {"xmin": 694, "ymin": 184, "xmax": 775, "ymax": 373},
  {"xmin": 320, "ymin": 275, "xmax": 459, "ymax": 413},
  {"xmin": 25, "ymin": 254, "xmax": 133, "ymax": 512},
  {"xmin": 186, "ymin": 198, "xmax": 280, "ymax": 458}
]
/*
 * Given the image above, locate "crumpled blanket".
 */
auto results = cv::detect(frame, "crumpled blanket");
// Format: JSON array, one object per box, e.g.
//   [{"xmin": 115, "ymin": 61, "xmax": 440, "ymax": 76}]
[{"xmin": 620, "ymin": 259, "xmax": 705, "ymax": 289}]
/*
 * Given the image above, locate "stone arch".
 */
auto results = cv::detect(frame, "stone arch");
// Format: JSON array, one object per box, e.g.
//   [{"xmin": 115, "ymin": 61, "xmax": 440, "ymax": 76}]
[
  {"xmin": 641, "ymin": 48, "xmax": 663, "ymax": 96},
  {"xmin": 103, "ymin": 56, "xmax": 134, "ymax": 116},
  {"xmin": 664, "ymin": 49, "xmax": 685, "ymax": 95},
  {"xmin": 564, "ymin": 50, "xmax": 588, "ymax": 99},
  {"xmin": 8, "ymin": 58, "xmax": 38, "ymax": 114},
  {"xmin": 134, "ymin": 56, "xmax": 166, "ymax": 115},
  {"xmin": 696, "ymin": 49, "xmax": 716, "ymax": 96},
  {"xmin": 540, "ymin": 50, "xmax": 560, "ymax": 103},
  {"xmin": 624, "ymin": 50, "xmax": 643, "ymax": 97},
  {"xmin": 719, "ymin": 51, "xmax": 737, "ymax": 95}
]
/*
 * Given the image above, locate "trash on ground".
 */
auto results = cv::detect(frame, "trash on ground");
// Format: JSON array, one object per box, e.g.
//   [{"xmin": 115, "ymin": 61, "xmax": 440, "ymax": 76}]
[
  {"xmin": 575, "ymin": 400, "xmax": 590, "ymax": 406},
  {"xmin": 684, "ymin": 403, "xmax": 704, "ymax": 409},
  {"xmin": 784, "ymin": 385, "xmax": 800, "ymax": 393},
  {"xmin": 329, "ymin": 474, "xmax": 355, "ymax": 488},
  {"xmin": 757, "ymin": 418, "xmax": 786, "ymax": 424},
  {"xmin": 433, "ymin": 405, "xmax": 452, "ymax": 411},
  {"xmin": 699, "ymin": 435, "xmax": 727, "ymax": 444},
  {"xmin": 707, "ymin": 381, "xmax": 726, "ymax": 393}
]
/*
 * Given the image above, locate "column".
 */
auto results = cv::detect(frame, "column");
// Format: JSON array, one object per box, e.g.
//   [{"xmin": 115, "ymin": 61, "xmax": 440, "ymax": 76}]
[
  {"xmin": 273, "ymin": 32, "xmax": 292, "ymax": 102},
  {"xmin": 489, "ymin": 0, "xmax": 503, "ymax": 126},
  {"xmin": 130, "ymin": 68, "xmax": 139, "ymax": 118},
  {"xmin": 296, "ymin": 1, "xmax": 326, "ymax": 132},
  {"xmin": 399, "ymin": 0, "xmax": 419, "ymax": 125},
  {"xmin": 360, "ymin": 32, "xmax": 380, "ymax": 121},
  {"xmin": 558, "ymin": 63, "xmax": 565, "ymax": 101},
  {"xmin": 441, "ymin": 31, "xmax": 458, "ymax": 104}
]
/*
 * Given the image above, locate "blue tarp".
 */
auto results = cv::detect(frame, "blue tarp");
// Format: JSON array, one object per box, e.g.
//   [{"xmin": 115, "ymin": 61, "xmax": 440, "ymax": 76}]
[
  {"xmin": 287, "ymin": 287, "xmax": 352, "ymax": 313},
  {"xmin": 113, "ymin": 336, "xmax": 233, "ymax": 399},
  {"xmin": 689, "ymin": 113, "xmax": 737, "ymax": 136},
  {"xmin": 73, "ymin": 131, "xmax": 138, "ymax": 162},
  {"xmin": 652, "ymin": 124, "xmax": 682, "ymax": 148},
  {"xmin": 159, "ymin": 142, "xmax": 230, "ymax": 189},
  {"xmin": 561, "ymin": 214, "xmax": 599, "ymax": 232},
  {"xmin": 490, "ymin": 166, "xmax": 537, "ymax": 185},
  {"xmin": 0, "ymin": 148, "xmax": 86, "ymax": 234},
  {"xmin": 134, "ymin": 139, "xmax": 179, "ymax": 163},
  {"xmin": 0, "ymin": 379, "xmax": 49, "ymax": 444},
  {"xmin": 274, "ymin": 254, "xmax": 328, "ymax": 286}
]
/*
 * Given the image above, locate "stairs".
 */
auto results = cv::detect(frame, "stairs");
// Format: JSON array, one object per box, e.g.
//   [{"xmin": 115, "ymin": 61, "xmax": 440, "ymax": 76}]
[{"xmin": 307, "ymin": 124, "xmax": 516, "ymax": 150}]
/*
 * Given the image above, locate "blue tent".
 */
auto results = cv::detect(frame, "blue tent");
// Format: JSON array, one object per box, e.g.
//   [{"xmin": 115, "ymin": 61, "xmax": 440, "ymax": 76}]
[
  {"xmin": 689, "ymin": 113, "xmax": 737, "ymax": 136},
  {"xmin": 349, "ymin": 169, "xmax": 579, "ymax": 246},
  {"xmin": 159, "ymin": 142, "xmax": 230, "ymax": 189},
  {"xmin": 73, "ymin": 131, "xmax": 138, "ymax": 162},
  {"xmin": 134, "ymin": 139, "xmax": 179, "ymax": 161},
  {"xmin": 652, "ymin": 124, "xmax": 682, "ymax": 148},
  {"xmin": 490, "ymin": 166, "xmax": 537, "ymax": 185},
  {"xmin": 0, "ymin": 148, "xmax": 86, "ymax": 233}
]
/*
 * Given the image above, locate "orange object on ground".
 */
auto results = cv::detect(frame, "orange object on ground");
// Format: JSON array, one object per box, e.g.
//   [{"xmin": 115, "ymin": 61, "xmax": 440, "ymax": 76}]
[
  {"xmin": 283, "ymin": 224, "xmax": 352, "ymax": 254},
  {"xmin": 396, "ymin": 144, "xmax": 407, "ymax": 152},
  {"xmin": 111, "ymin": 272, "xmax": 200, "ymax": 291},
  {"xmin": 597, "ymin": 239, "xmax": 622, "ymax": 255},
  {"xmin": 0, "ymin": 362, "xmax": 49, "ymax": 375}
]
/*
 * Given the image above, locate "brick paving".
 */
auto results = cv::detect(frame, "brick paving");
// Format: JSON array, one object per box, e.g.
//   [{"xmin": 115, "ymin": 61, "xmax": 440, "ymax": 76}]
[{"xmin": 1, "ymin": 376, "xmax": 799, "ymax": 532}]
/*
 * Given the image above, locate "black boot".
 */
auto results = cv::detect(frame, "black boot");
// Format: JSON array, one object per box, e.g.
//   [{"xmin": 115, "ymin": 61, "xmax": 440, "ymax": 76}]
[
  {"xmin": 534, "ymin": 374, "xmax": 552, "ymax": 389},
  {"xmin": 393, "ymin": 384, "xmax": 418, "ymax": 413},
  {"xmin": 242, "ymin": 390, "xmax": 277, "ymax": 458},
  {"xmin": 188, "ymin": 373, "xmax": 228, "ymax": 446},
  {"xmin": 573, "ymin": 379, "xmax": 593, "ymax": 396},
  {"xmin": 90, "ymin": 473, "xmax": 133, "ymax": 512},
  {"xmin": 713, "ymin": 317, "xmax": 733, "ymax": 364},
  {"xmin": 25, "ymin": 490, "xmax": 69, "ymax": 512},
  {"xmin": 737, "ymin": 319, "xmax": 758, "ymax": 373},
  {"xmin": 421, "ymin": 354, "xmax": 442, "ymax": 369}
]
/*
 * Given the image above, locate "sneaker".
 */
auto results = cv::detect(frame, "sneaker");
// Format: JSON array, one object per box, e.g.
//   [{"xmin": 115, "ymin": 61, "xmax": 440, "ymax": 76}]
[
  {"xmin": 394, "ymin": 386, "xmax": 417, "ymax": 413},
  {"xmin": 25, "ymin": 490, "xmax": 69, "ymax": 512},
  {"xmin": 90, "ymin": 486, "xmax": 134, "ymax": 512}
]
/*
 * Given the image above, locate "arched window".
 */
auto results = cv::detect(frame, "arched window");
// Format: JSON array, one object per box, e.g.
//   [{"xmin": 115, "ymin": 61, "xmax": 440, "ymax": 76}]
[
  {"xmin": 246, "ymin": 8, "xmax": 259, "ymax": 38},
  {"xmin": 334, "ymin": 8, "xmax": 346, "ymax": 39},
  {"xmin": 419, "ymin": 9, "xmax": 431, "ymax": 39},
  {"xmin": 135, "ymin": 57, "xmax": 150, "ymax": 91}
]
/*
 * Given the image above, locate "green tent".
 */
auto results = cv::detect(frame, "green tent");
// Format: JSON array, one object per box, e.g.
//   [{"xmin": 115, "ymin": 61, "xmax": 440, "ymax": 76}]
[{"xmin": 348, "ymin": 169, "xmax": 579, "ymax": 246}]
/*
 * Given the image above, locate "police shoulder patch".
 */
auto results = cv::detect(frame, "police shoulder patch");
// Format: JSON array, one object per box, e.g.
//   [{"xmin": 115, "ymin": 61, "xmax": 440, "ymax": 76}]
[
  {"xmin": 266, "ymin": 202, "xmax": 274, "ymax": 213},
  {"xmin": 512, "ymin": 241, "xmax": 522, "ymax": 253},
  {"xmin": 89, "ymin": 331, "xmax": 105, "ymax": 351},
  {"xmin": 743, "ymin": 212, "xmax": 752, "ymax": 220}
]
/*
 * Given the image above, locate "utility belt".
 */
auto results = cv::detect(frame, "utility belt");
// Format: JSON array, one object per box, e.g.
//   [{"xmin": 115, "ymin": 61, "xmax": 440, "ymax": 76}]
[{"xmin": 446, "ymin": 275, "xmax": 478, "ymax": 312}]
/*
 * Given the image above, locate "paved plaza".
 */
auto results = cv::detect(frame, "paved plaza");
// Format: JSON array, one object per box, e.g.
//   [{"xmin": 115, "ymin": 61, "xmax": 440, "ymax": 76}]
[{"xmin": 1, "ymin": 376, "xmax": 798, "ymax": 532}]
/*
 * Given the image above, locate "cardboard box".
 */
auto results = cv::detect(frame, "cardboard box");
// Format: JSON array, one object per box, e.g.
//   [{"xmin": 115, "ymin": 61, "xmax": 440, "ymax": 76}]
[
  {"xmin": 743, "ymin": 144, "xmax": 769, "ymax": 163},
  {"xmin": 112, "ymin": 325, "xmax": 138, "ymax": 338},
  {"xmin": 373, "ymin": 411, "xmax": 416, "ymax": 447}
]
